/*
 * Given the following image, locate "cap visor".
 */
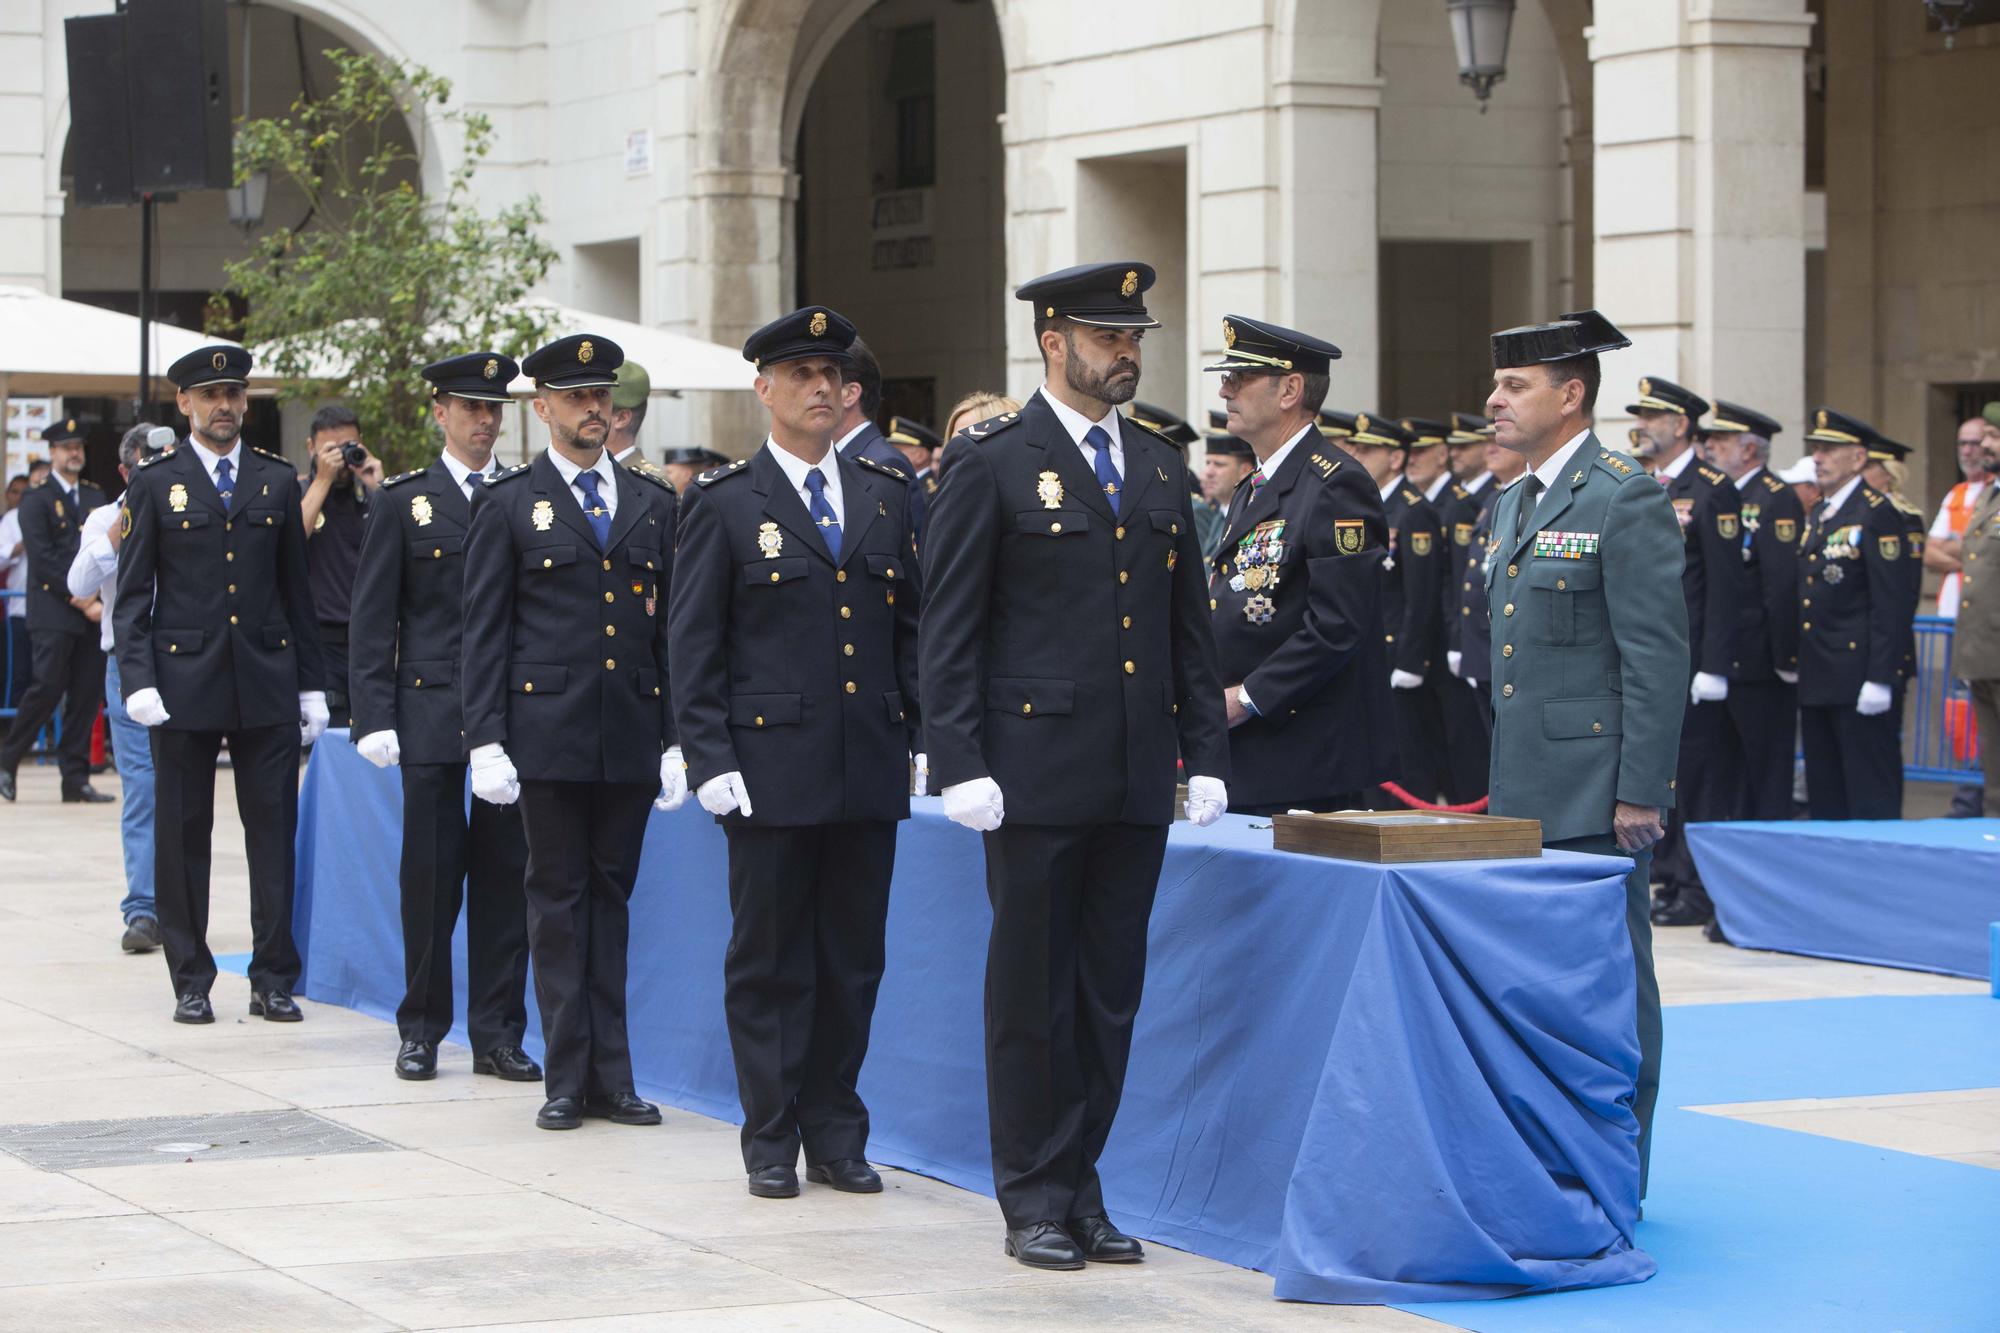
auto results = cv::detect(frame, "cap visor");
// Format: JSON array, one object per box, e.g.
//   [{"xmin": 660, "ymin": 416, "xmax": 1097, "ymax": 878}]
[
  {"xmin": 536, "ymin": 374, "xmax": 620, "ymax": 389},
  {"xmin": 1065, "ymin": 313, "xmax": 1162, "ymax": 330}
]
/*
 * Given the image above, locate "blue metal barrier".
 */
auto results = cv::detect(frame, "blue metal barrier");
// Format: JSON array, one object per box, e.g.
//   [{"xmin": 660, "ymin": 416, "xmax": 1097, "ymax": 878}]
[
  {"xmin": 0, "ymin": 589, "xmax": 20, "ymax": 723},
  {"xmin": 1907, "ymin": 615, "xmax": 1981, "ymax": 784}
]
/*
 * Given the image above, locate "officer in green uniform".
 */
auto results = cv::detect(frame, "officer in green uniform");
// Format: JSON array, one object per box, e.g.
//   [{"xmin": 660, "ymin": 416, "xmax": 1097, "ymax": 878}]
[{"xmin": 1484, "ymin": 310, "xmax": 1690, "ymax": 1197}]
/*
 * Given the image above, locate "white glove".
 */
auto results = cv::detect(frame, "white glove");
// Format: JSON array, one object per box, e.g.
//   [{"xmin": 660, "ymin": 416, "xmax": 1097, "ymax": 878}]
[
  {"xmin": 1447, "ymin": 650, "xmax": 1463, "ymax": 678},
  {"xmin": 1856, "ymin": 681, "xmax": 1893, "ymax": 717},
  {"xmin": 942, "ymin": 776, "xmax": 1004, "ymax": 832},
  {"xmin": 912, "ymin": 753, "xmax": 929, "ymax": 798},
  {"xmin": 1776, "ymin": 668, "xmax": 1799, "ymax": 685},
  {"xmin": 469, "ymin": 742, "xmax": 520, "ymax": 805},
  {"xmin": 127, "ymin": 686, "xmax": 170, "ymax": 728},
  {"xmin": 698, "ymin": 771, "xmax": 754, "ymax": 818},
  {"xmin": 1690, "ymin": 672, "xmax": 1729, "ymax": 705},
  {"xmin": 1390, "ymin": 669, "xmax": 1425, "ymax": 690},
  {"xmin": 299, "ymin": 692, "xmax": 330, "ymax": 747},
  {"xmin": 1185, "ymin": 775, "xmax": 1227, "ymax": 827},
  {"xmin": 355, "ymin": 729, "xmax": 401, "ymax": 768},
  {"xmin": 654, "ymin": 746, "xmax": 689, "ymax": 812}
]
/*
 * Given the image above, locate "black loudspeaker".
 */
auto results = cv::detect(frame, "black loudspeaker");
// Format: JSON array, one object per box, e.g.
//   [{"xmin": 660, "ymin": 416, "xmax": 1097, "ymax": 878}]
[
  {"xmin": 63, "ymin": 13, "xmax": 133, "ymax": 206},
  {"xmin": 125, "ymin": 0, "xmax": 231, "ymax": 193}
]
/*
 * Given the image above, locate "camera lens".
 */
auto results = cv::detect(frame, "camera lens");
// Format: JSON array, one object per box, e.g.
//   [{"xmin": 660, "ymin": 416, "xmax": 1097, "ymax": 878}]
[{"xmin": 341, "ymin": 442, "xmax": 367, "ymax": 468}]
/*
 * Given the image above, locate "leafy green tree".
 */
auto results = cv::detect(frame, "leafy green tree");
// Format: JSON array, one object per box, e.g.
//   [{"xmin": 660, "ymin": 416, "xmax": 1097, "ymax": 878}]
[{"xmin": 209, "ymin": 51, "xmax": 557, "ymax": 471}]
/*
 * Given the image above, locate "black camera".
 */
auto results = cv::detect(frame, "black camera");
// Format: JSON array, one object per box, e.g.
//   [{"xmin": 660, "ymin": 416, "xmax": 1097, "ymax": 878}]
[{"xmin": 341, "ymin": 442, "xmax": 367, "ymax": 468}]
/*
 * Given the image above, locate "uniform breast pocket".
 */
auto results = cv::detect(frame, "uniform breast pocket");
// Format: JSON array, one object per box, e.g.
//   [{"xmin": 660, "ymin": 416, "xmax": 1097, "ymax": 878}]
[
  {"xmin": 1013, "ymin": 510, "xmax": 1088, "ymax": 540},
  {"xmin": 742, "ymin": 557, "xmax": 808, "ymax": 589},
  {"xmin": 1528, "ymin": 559, "xmax": 1602, "ymax": 646},
  {"xmin": 523, "ymin": 545, "xmax": 577, "ymax": 573},
  {"xmin": 865, "ymin": 553, "xmax": 905, "ymax": 605},
  {"xmin": 246, "ymin": 508, "xmax": 284, "ymax": 529},
  {"xmin": 164, "ymin": 510, "xmax": 213, "ymax": 537},
  {"xmin": 410, "ymin": 536, "xmax": 463, "ymax": 562}
]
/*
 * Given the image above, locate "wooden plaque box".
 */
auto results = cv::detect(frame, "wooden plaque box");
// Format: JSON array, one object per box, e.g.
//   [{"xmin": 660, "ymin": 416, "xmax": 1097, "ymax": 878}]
[{"xmin": 1270, "ymin": 811, "xmax": 1543, "ymax": 864}]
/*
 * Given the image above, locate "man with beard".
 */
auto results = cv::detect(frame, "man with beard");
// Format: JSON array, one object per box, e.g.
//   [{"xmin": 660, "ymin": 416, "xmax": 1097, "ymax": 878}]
[
  {"xmin": 1949, "ymin": 420, "xmax": 2000, "ymax": 815},
  {"xmin": 921, "ymin": 261, "xmax": 1230, "ymax": 1271},
  {"xmin": 350, "ymin": 352, "xmax": 539, "ymax": 1085},
  {"xmin": 114, "ymin": 345, "xmax": 329, "ymax": 1024},
  {"xmin": 1627, "ymin": 377, "xmax": 1745, "ymax": 933},
  {"xmin": 1484, "ymin": 311, "xmax": 1687, "ymax": 1196},
  {"xmin": 460, "ymin": 333, "xmax": 689, "ymax": 1130}
]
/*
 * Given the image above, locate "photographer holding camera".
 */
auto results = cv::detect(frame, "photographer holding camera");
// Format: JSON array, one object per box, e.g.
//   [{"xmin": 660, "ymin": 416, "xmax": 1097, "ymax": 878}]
[{"xmin": 299, "ymin": 404, "xmax": 383, "ymax": 729}]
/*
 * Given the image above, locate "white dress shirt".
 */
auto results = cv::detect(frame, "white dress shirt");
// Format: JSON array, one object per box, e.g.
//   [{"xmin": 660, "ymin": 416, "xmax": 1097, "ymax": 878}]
[
  {"xmin": 69, "ymin": 499, "xmax": 122, "ymax": 652},
  {"xmin": 832, "ymin": 421, "xmax": 869, "ymax": 455},
  {"xmin": 1528, "ymin": 428, "xmax": 1594, "ymax": 494},
  {"xmin": 440, "ymin": 450, "xmax": 498, "ymax": 501},
  {"xmin": 546, "ymin": 446, "xmax": 619, "ymax": 520},
  {"xmin": 0, "ymin": 509, "xmax": 23, "ymax": 619},
  {"xmin": 1423, "ymin": 472, "xmax": 1451, "ymax": 504},
  {"xmin": 1820, "ymin": 474, "xmax": 1862, "ymax": 521},
  {"xmin": 763, "ymin": 438, "xmax": 845, "ymax": 530},
  {"xmin": 1657, "ymin": 445, "xmax": 1696, "ymax": 483},
  {"xmin": 186, "ymin": 437, "xmax": 244, "ymax": 492},
  {"xmin": 1038, "ymin": 385, "xmax": 1124, "ymax": 479},
  {"xmin": 1378, "ymin": 476, "xmax": 1400, "ymax": 504}
]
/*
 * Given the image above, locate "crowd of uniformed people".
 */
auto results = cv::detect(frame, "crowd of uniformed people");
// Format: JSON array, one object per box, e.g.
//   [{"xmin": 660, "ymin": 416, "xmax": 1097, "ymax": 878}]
[{"xmin": 0, "ymin": 255, "xmax": 1955, "ymax": 1268}]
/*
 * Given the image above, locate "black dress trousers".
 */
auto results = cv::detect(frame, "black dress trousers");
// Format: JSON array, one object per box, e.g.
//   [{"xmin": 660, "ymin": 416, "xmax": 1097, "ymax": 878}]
[
  {"xmin": 980, "ymin": 820, "xmax": 1169, "ymax": 1231},
  {"xmin": 150, "ymin": 722, "xmax": 302, "ymax": 997},
  {"xmin": 516, "ymin": 779, "xmax": 656, "ymax": 1101},
  {"xmin": 722, "ymin": 820, "xmax": 897, "ymax": 1171},
  {"xmin": 396, "ymin": 762, "xmax": 531, "ymax": 1052},
  {"xmin": 0, "ymin": 629, "xmax": 103, "ymax": 790},
  {"xmin": 1800, "ymin": 700, "xmax": 1903, "ymax": 821},
  {"xmin": 1722, "ymin": 677, "xmax": 1798, "ymax": 820}
]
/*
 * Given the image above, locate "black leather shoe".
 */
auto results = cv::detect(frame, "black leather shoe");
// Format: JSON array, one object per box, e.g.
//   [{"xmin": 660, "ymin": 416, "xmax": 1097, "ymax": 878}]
[
  {"xmin": 1651, "ymin": 898, "xmax": 1712, "ymax": 928},
  {"xmin": 1703, "ymin": 917, "xmax": 1731, "ymax": 945},
  {"xmin": 537, "ymin": 1096, "xmax": 583, "ymax": 1130},
  {"xmin": 0, "ymin": 769, "xmax": 14, "ymax": 801},
  {"xmin": 248, "ymin": 990, "xmax": 304, "ymax": 1022},
  {"xmin": 63, "ymin": 784, "xmax": 115, "ymax": 804},
  {"xmin": 1004, "ymin": 1221, "xmax": 1085, "ymax": 1271},
  {"xmin": 583, "ymin": 1091, "xmax": 661, "ymax": 1125},
  {"xmin": 395, "ymin": 1040, "xmax": 437, "ymax": 1080},
  {"xmin": 120, "ymin": 917, "xmax": 160, "ymax": 954},
  {"xmin": 805, "ymin": 1158, "xmax": 882, "ymax": 1193},
  {"xmin": 173, "ymin": 992, "xmax": 213, "ymax": 1024},
  {"xmin": 472, "ymin": 1045, "xmax": 542, "ymax": 1081},
  {"xmin": 747, "ymin": 1164, "xmax": 800, "ymax": 1198},
  {"xmin": 1068, "ymin": 1213, "xmax": 1144, "ymax": 1263}
]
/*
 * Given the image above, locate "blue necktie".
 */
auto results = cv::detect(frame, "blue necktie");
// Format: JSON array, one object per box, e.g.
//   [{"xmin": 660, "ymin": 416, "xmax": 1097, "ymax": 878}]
[
  {"xmin": 1085, "ymin": 424, "xmax": 1124, "ymax": 516},
  {"xmin": 214, "ymin": 458, "xmax": 234, "ymax": 506},
  {"xmin": 574, "ymin": 468, "xmax": 611, "ymax": 549},
  {"xmin": 805, "ymin": 467, "xmax": 842, "ymax": 562}
]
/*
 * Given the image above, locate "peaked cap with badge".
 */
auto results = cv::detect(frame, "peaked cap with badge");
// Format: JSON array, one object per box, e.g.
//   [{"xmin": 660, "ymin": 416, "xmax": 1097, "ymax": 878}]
[
  {"xmin": 1205, "ymin": 314, "xmax": 1340, "ymax": 375},
  {"xmin": 1014, "ymin": 261, "xmax": 1160, "ymax": 329},
  {"xmin": 884, "ymin": 416, "xmax": 944, "ymax": 452},
  {"xmin": 1317, "ymin": 409, "xmax": 1358, "ymax": 440},
  {"xmin": 1348, "ymin": 412, "xmax": 1414, "ymax": 451},
  {"xmin": 742, "ymin": 307, "xmax": 857, "ymax": 369},
  {"xmin": 40, "ymin": 418, "xmax": 85, "ymax": 445},
  {"xmin": 1447, "ymin": 412, "xmax": 1494, "ymax": 445},
  {"xmin": 166, "ymin": 343, "xmax": 253, "ymax": 389},
  {"xmin": 1702, "ymin": 399, "xmax": 1783, "ymax": 440},
  {"xmin": 422, "ymin": 351, "xmax": 519, "ymax": 403},
  {"xmin": 522, "ymin": 333, "xmax": 622, "ymax": 389},
  {"xmin": 1397, "ymin": 417, "xmax": 1451, "ymax": 448},
  {"xmin": 1126, "ymin": 401, "xmax": 1199, "ymax": 447},
  {"xmin": 1805, "ymin": 406, "xmax": 1908, "ymax": 461},
  {"xmin": 1626, "ymin": 376, "xmax": 1709, "ymax": 419}
]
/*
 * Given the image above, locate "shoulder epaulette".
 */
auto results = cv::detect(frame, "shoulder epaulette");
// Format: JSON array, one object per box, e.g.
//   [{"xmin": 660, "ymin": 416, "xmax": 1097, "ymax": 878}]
[
  {"xmin": 138, "ymin": 449, "xmax": 175, "ymax": 467},
  {"xmin": 1399, "ymin": 486, "xmax": 1423, "ymax": 505},
  {"xmin": 26, "ymin": 475, "xmax": 48, "ymax": 488},
  {"xmin": 1761, "ymin": 473, "xmax": 1786, "ymax": 493},
  {"xmin": 1122, "ymin": 416, "xmax": 1177, "ymax": 451},
  {"xmin": 960, "ymin": 411, "xmax": 1021, "ymax": 442},
  {"xmin": 1889, "ymin": 493, "xmax": 1921, "ymax": 516},
  {"xmin": 696, "ymin": 458, "xmax": 751, "ymax": 487},
  {"xmin": 1863, "ymin": 488, "xmax": 1884, "ymax": 508},
  {"xmin": 1451, "ymin": 483, "xmax": 1470, "ymax": 501},
  {"xmin": 922, "ymin": 473, "xmax": 939, "ymax": 495},
  {"xmin": 382, "ymin": 468, "xmax": 426, "ymax": 488},
  {"xmin": 1698, "ymin": 465, "xmax": 1727, "ymax": 486},
  {"xmin": 624, "ymin": 459, "xmax": 677, "ymax": 493},
  {"xmin": 856, "ymin": 453, "xmax": 906, "ymax": 480},
  {"xmin": 1308, "ymin": 451, "xmax": 1339, "ymax": 480},
  {"xmin": 485, "ymin": 463, "xmax": 531, "ymax": 486},
  {"xmin": 1594, "ymin": 449, "xmax": 1638, "ymax": 478},
  {"xmin": 250, "ymin": 446, "xmax": 288, "ymax": 464},
  {"xmin": 78, "ymin": 478, "xmax": 102, "ymax": 491}
]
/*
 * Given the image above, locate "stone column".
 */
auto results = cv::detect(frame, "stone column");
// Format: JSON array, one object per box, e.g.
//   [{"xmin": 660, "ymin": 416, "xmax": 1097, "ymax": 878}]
[
  {"xmin": 1590, "ymin": 0, "xmax": 1813, "ymax": 445},
  {"xmin": 1273, "ymin": 76, "xmax": 1383, "ymax": 411}
]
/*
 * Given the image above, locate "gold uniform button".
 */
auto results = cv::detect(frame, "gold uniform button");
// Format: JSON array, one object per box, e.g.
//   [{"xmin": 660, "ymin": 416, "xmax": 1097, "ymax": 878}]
[
  {"xmin": 181, "ymin": 521, "xmax": 190, "ymax": 530},
  {"xmin": 225, "ymin": 551, "xmax": 233, "ymax": 561},
  {"xmin": 755, "ymin": 716, "xmax": 765, "ymax": 727},
  {"xmin": 844, "ymin": 681, "xmax": 856, "ymax": 694},
  {"xmin": 1502, "ymin": 644, "xmax": 1513, "ymax": 658},
  {"xmin": 1507, "ymin": 563, "xmax": 1518, "ymax": 577},
  {"xmin": 1803, "ymin": 621, "xmax": 1812, "ymax": 630},
  {"xmin": 1121, "ymin": 616, "xmax": 1131, "ymax": 629},
  {"xmin": 1051, "ymin": 523, "xmax": 1063, "ymax": 534},
  {"xmin": 1802, "ymin": 598, "xmax": 1811, "ymax": 608},
  {"xmin": 1022, "ymin": 702, "xmax": 1033, "ymax": 715},
  {"xmin": 836, "ymin": 570, "xmax": 848, "ymax": 583},
  {"xmin": 1849, "ymin": 640, "xmax": 1857, "ymax": 649},
  {"xmin": 413, "ymin": 678, "xmax": 423, "ymax": 688},
  {"xmin": 887, "ymin": 568, "xmax": 896, "ymax": 579},
  {"xmin": 602, "ymin": 560, "xmax": 612, "ymax": 571},
  {"xmin": 224, "ymin": 521, "xmax": 232, "ymax": 531},
  {"xmin": 1592, "ymin": 721, "xmax": 1603, "ymax": 734},
  {"xmin": 1209, "ymin": 599, "xmax": 1218, "ymax": 611},
  {"xmin": 840, "ymin": 606, "xmax": 851, "ymax": 619},
  {"xmin": 1556, "ymin": 577, "xmax": 1567, "ymax": 590},
  {"xmin": 433, "ymin": 548, "xmax": 442, "ymax": 558},
  {"xmin": 1502, "ymin": 683, "xmax": 1514, "ymax": 697},
  {"xmin": 227, "ymin": 584, "xmax": 236, "ymax": 594},
  {"xmin": 843, "ymin": 644, "xmax": 854, "ymax": 656},
  {"xmin": 654, "ymin": 687, "xmax": 662, "ymax": 696},
  {"xmin": 770, "ymin": 571, "xmax": 781, "ymax": 583},
  {"xmin": 1503, "ymin": 603, "xmax": 1515, "ymax": 616},
  {"xmin": 544, "ymin": 559, "xmax": 554, "ymax": 569},
  {"xmin": 886, "ymin": 591, "xmax": 896, "ymax": 604},
  {"xmin": 1115, "ymin": 526, "xmax": 1125, "ymax": 540},
  {"xmin": 229, "ymin": 614, "xmax": 238, "ymax": 625},
  {"xmin": 604, "ymin": 658, "xmax": 616, "ymax": 670},
  {"xmin": 1119, "ymin": 571, "xmax": 1129, "ymax": 584},
  {"xmin": 604, "ymin": 591, "xmax": 615, "ymax": 604},
  {"xmin": 524, "ymin": 682, "xmax": 534, "ymax": 692},
  {"xmin": 1172, "ymin": 523, "xmax": 1179, "ymax": 535},
  {"xmin": 1123, "ymin": 660, "xmax": 1135, "ymax": 674},
  {"xmin": 605, "ymin": 625, "xmax": 616, "ymax": 637},
  {"xmin": 168, "ymin": 644, "xmax": 177, "ymax": 653}
]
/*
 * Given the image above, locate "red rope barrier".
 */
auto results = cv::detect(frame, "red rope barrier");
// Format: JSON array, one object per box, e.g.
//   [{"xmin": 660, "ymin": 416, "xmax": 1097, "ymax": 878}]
[{"xmin": 1374, "ymin": 782, "xmax": 1489, "ymax": 814}]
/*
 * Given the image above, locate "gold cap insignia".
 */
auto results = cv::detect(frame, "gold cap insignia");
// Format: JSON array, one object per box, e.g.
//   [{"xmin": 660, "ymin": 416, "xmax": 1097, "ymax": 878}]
[
  {"xmin": 1120, "ymin": 270, "xmax": 1138, "ymax": 299},
  {"xmin": 578, "ymin": 340, "xmax": 595, "ymax": 364},
  {"xmin": 1355, "ymin": 412, "xmax": 1370, "ymax": 433},
  {"xmin": 483, "ymin": 358, "xmax": 499, "ymax": 380},
  {"xmin": 1223, "ymin": 320, "xmax": 1236, "ymax": 349},
  {"xmin": 210, "ymin": 351, "xmax": 227, "ymax": 371},
  {"xmin": 1045, "ymin": 306, "xmax": 1055, "ymax": 317},
  {"xmin": 1817, "ymin": 409, "xmax": 1828, "ymax": 430},
  {"xmin": 1640, "ymin": 378, "xmax": 1653, "ymax": 396},
  {"xmin": 65, "ymin": 419, "xmax": 76, "ymax": 432},
  {"xmin": 809, "ymin": 311, "xmax": 829, "ymax": 337}
]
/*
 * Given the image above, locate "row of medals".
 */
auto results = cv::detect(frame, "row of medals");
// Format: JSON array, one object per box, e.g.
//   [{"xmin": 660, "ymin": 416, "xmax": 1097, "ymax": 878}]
[{"xmin": 1230, "ymin": 521, "xmax": 1284, "ymax": 625}]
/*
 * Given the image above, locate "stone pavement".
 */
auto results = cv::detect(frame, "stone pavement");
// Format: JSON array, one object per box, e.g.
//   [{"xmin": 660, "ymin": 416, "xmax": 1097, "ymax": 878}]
[{"xmin": 0, "ymin": 760, "xmax": 1989, "ymax": 1332}]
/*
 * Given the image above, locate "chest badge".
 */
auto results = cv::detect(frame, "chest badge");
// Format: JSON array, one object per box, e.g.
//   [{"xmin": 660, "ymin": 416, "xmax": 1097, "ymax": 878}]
[
  {"xmin": 1243, "ymin": 592, "xmax": 1275, "ymax": 624},
  {"xmin": 531, "ymin": 499, "xmax": 555, "ymax": 532},
  {"xmin": 411, "ymin": 494, "xmax": 434, "ymax": 527},
  {"xmin": 758, "ymin": 521, "xmax": 784, "ymax": 558},
  {"xmin": 1335, "ymin": 518, "xmax": 1365, "ymax": 554},
  {"xmin": 168, "ymin": 483, "xmax": 189, "ymax": 513},
  {"xmin": 1774, "ymin": 518, "xmax": 1797, "ymax": 544},
  {"xmin": 1036, "ymin": 471, "xmax": 1063, "ymax": 510},
  {"xmin": 314, "ymin": 512, "xmax": 326, "ymax": 532},
  {"xmin": 1717, "ymin": 512, "xmax": 1739, "ymax": 540},
  {"xmin": 53, "ymin": 497, "xmax": 64, "ymax": 519},
  {"xmin": 1824, "ymin": 562, "xmax": 1844, "ymax": 585}
]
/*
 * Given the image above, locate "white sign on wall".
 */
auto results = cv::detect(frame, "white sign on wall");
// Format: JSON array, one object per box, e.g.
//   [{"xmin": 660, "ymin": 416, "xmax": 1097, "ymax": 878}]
[{"xmin": 625, "ymin": 129, "xmax": 653, "ymax": 177}]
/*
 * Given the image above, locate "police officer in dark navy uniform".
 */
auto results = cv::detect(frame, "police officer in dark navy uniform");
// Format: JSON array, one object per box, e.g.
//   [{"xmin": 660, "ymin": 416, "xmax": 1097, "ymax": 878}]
[
  {"xmin": 1795, "ymin": 408, "xmax": 1921, "ymax": 820},
  {"xmin": 920, "ymin": 261, "xmax": 1230, "ymax": 1273},
  {"xmin": 830, "ymin": 337, "xmax": 925, "ymax": 556},
  {"xmin": 1399, "ymin": 416, "xmax": 1475, "ymax": 805},
  {"xmin": 1203, "ymin": 316, "xmax": 1393, "ymax": 813},
  {"xmin": 349, "ymin": 352, "xmax": 538, "ymax": 1085},
  {"xmin": 1448, "ymin": 431, "xmax": 1526, "ymax": 734},
  {"xmin": 1434, "ymin": 413, "xmax": 1498, "ymax": 792},
  {"xmin": 669, "ymin": 307, "xmax": 922, "ymax": 1202},
  {"xmin": 0, "ymin": 418, "xmax": 110, "ymax": 803},
  {"xmin": 1703, "ymin": 401, "xmax": 1803, "ymax": 831},
  {"xmin": 114, "ymin": 344, "xmax": 329, "ymax": 1024},
  {"xmin": 460, "ymin": 333, "xmax": 687, "ymax": 1131},
  {"xmin": 1629, "ymin": 377, "xmax": 1746, "ymax": 930}
]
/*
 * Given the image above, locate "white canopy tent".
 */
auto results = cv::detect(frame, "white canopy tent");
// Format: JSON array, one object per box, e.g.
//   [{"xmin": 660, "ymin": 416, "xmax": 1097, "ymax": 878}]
[{"xmin": 0, "ymin": 284, "xmax": 271, "ymax": 399}]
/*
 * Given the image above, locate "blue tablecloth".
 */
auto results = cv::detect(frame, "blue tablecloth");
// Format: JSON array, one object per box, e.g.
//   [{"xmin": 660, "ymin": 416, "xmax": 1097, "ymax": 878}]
[
  {"xmin": 297, "ymin": 731, "xmax": 1654, "ymax": 1303},
  {"xmin": 1688, "ymin": 818, "xmax": 2000, "ymax": 980}
]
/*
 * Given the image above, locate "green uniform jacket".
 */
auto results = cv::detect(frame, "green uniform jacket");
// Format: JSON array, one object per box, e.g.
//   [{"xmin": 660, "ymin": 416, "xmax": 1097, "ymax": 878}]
[
  {"xmin": 1952, "ymin": 483, "xmax": 2000, "ymax": 680},
  {"xmin": 1485, "ymin": 434, "xmax": 1690, "ymax": 843}
]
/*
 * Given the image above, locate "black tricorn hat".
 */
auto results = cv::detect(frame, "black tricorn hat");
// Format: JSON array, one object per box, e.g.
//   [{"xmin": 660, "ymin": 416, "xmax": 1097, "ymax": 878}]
[{"xmin": 1490, "ymin": 309, "xmax": 1631, "ymax": 369}]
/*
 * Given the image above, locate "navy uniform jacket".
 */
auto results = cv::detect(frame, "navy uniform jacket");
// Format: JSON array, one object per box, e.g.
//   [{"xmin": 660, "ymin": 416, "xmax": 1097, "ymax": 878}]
[
  {"xmin": 1381, "ymin": 483, "xmax": 1444, "ymax": 677},
  {"xmin": 1455, "ymin": 484, "xmax": 1506, "ymax": 674},
  {"xmin": 1729, "ymin": 468, "xmax": 1803, "ymax": 681},
  {"xmin": 669, "ymin": 447, "xmax": 920, "ymax": 826},
  {"xmin": 1439, "ymin": 478, "xmax": 1498, "ymax": 660},
  {"xmin": 840, "ymin": 421, "xmax": 926, "ymax": 558},
  {"xmin": 919, "ymin": 394, "xmax": 1230, "ymax": 825},
  {"xmin": 1888, "ymin": 493, "xmax": 1927, "ymax": 681},
  {"xmin": 1665, "ymin": 458, "xmax": 1747, "ymax": 678},
  {"xmin": 460, "ymin": 452, "xmax": 677, "ymax": 785},
  {"xmin": 114, "ymin": 443, "xmax": 326, "ymax": 731},
  {"xmin": 15, "ymin": 476, "xmax": 105, "ymax": 633},
  {"xmin": 1795, "ymin": 482, "xmax": 1920, "ymax": 708},
  {"xmin": 1207, "ymin": 435, "xmax": 1394, "ymax": 806},
  {"xmin": 348, "ymin": 461, "xmax": 483, "ymax": 765}
]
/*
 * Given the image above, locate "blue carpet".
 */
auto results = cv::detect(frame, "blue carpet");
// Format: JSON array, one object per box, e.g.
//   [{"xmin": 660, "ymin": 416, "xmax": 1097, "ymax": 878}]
[{"xmin": 1406, "ymin": 995, "xmax": 2000, "ymax": 1331}]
